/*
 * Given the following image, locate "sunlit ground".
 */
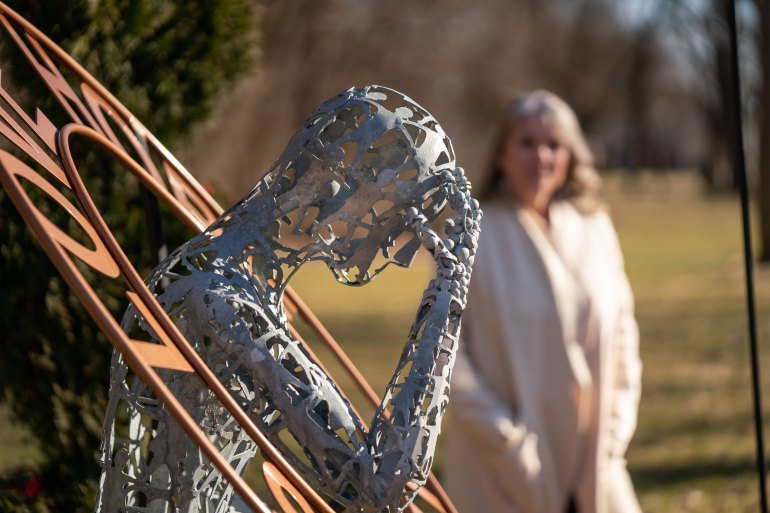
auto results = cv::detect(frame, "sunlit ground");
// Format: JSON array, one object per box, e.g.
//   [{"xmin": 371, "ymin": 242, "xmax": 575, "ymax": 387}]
[
  {"xmin": 607, "ymin": 171, "xmax": 766, "ymax": 513},
  {"xmin": 2, "ymin": 170, "xmax": 769, "ymax": 512}
]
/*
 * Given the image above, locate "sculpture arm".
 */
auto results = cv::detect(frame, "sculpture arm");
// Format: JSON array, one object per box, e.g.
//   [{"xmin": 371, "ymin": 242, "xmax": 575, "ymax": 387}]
[{"xmin": 364, "ymin": 169, "xmax": 482, "ymax": 509}]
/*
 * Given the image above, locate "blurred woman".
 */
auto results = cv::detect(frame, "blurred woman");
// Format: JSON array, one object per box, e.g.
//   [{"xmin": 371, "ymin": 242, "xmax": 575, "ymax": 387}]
[{"xmin": 444, "ymin": 90, "xmax": 642, "ymax": 513}]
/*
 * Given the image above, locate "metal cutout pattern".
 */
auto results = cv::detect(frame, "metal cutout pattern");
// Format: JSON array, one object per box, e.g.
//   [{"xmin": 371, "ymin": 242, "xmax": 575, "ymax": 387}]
[{"xmin": 106, "ymin": 85, "xmax": 481, "ymax": 512}]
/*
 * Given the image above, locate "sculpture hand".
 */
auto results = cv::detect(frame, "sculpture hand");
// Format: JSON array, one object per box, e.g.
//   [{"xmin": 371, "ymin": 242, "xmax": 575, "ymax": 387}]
[{"xmin": 406, "ymin": 166, "xmax": 481, "ymax": 306}]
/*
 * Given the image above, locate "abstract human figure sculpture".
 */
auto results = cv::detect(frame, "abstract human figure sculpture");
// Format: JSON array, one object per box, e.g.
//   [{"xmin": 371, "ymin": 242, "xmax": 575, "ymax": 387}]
[{"xmin": 96, "ymin": 85, "xmax": 481, "ymax": 513}]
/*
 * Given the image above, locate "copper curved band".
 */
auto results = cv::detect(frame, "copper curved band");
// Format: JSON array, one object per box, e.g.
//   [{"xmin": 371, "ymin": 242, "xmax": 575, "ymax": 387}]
[{"xmin": 263, "ymin": 461, "xmax": 316, "ymax": 513}]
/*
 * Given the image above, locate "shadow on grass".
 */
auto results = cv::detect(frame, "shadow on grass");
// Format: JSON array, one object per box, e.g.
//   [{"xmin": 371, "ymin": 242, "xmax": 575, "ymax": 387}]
[
  {"xmin": 631, "ymin": 458, "xmax": 757, "ymax": 491},
  {"xmin": 633, "ymin": 409, "xmax": 755, "ymax": 445}
]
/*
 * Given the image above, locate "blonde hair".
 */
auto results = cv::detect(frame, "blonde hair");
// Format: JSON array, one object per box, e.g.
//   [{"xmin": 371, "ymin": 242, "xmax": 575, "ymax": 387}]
[{"xmin": 477, "ymin": 90, "xmax": 603, "ymax": 212}]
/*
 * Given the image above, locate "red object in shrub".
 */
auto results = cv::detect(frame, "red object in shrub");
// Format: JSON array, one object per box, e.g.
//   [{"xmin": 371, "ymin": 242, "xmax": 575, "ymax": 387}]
[{"xmin": 23, "ymin": 475, "xmax": 41, "ymax": 498}]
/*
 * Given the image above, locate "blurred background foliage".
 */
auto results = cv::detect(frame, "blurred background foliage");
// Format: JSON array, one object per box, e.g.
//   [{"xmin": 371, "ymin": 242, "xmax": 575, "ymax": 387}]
[
  {"xmin": 0, "ymin": 1, "xmax": 256, "ymax": 511},
  {"xmin": 2, "ymin": 0, "xmax": 770, "ymax": 512}
]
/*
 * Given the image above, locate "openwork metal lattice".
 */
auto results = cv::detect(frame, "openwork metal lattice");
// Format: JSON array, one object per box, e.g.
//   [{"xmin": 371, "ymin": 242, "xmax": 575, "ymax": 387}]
[{"xmin": 99, "ymin": 86, "xmax": 481, "ymax": 513}]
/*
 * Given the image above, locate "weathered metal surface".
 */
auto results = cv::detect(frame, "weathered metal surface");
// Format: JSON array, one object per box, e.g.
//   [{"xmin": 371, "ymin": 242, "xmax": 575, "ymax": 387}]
[{"xmin": 102, "ymin": 85, "xmax": 481, "ymax": 512}]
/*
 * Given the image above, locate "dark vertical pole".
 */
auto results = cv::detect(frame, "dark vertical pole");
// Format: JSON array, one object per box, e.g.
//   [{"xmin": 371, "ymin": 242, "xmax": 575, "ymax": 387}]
[{"xmin": 726, "ymin": 1, "xmax": 769, "ymax": 511}]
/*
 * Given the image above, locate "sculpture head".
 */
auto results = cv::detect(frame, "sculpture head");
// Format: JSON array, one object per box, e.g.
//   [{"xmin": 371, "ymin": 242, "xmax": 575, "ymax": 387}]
[{"xmin": 264, "ymin": 85, "xmax": 458, "ymax": 285}]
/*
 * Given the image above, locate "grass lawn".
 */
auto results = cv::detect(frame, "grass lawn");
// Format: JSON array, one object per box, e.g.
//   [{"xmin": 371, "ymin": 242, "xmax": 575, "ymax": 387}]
[
  {"xmin": 607, "ymin": 172, "xmax": 768, "ymax": 513},
  {"xmin": 2, "ymin": 170, "xmax": 769, "ymax": 512}
]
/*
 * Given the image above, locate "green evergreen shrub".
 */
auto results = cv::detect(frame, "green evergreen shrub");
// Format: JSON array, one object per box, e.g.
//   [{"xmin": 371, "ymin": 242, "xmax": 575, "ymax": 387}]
[{"xmin": 0, "ymin": 2, "xmax": 255, "ymax": 510}]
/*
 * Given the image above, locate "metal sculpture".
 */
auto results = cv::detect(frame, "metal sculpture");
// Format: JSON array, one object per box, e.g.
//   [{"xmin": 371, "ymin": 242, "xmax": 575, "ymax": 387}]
[{"xmin": 97, "ymin": 85, "xmax": 481, "ymax": 513}]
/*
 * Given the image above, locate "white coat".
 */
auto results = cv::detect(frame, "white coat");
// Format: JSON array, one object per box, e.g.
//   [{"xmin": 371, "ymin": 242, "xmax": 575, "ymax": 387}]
[{"xmin": 444, "ymin": 200, "xmax": 642, "ymax": 513}]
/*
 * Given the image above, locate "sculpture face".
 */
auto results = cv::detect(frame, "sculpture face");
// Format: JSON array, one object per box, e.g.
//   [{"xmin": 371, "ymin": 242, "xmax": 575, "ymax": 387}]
[{"xmin": 266, "ymin": 85, "xmax": 456, "ymax": 284}]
